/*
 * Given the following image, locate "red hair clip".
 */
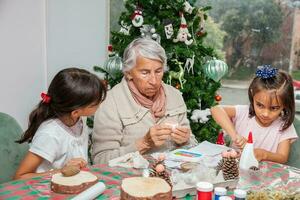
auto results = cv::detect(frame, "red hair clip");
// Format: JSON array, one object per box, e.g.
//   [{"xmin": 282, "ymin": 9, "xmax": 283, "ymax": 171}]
[{"xmin": 41, "ymin": 92, "xmax": 51, "ymax": 104}]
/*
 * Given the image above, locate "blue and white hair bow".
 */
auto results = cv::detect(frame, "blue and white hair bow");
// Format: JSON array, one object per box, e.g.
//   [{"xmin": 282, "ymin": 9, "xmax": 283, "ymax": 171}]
[{"xmin": 255, "ymin": 65, "xmax": 278, "ymax": 79}]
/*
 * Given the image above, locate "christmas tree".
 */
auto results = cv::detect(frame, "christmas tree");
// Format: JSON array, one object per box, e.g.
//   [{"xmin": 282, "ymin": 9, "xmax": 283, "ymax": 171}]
[{"xmin": 95, "ymin": 0, "xmax": 228, "ymax": 143}]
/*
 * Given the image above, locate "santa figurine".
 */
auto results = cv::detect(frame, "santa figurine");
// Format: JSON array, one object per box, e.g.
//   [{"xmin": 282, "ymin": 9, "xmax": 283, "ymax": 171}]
[
  {"xmin": 216, "ymin": 131, "xmax": 225, "ymax": 145},
  {"xmin": 131, "ymin": 7, "xmax": 144, "ymax": 27},
  {"xmin": 173, "ymin": 13, "xmax": 193, "ymax": 45}
]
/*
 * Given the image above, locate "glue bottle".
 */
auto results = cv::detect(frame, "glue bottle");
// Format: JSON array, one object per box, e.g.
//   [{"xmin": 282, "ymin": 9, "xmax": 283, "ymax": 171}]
[{"xmin": 239, "ymin": 132, "xmax": 258, "ymax": 170}]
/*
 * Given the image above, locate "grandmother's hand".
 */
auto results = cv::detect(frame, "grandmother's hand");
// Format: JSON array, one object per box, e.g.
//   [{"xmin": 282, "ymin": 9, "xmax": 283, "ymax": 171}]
[
  {"xmin": 146, "ymin": 124, "xmax": 172, "ymax": 147},
  {"xmin": 171, "ymin": 126, "xmax": 190, "ymax": 145}
]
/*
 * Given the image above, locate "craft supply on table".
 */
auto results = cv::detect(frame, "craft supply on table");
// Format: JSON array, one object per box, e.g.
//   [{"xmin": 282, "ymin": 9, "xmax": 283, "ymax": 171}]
[
  {"xmin": 149, "ymin": 157, "xmax": 172, "ymax": 187},
  {"xmin": 214, "ymin": 187, "xmax": 227, "ymax": 200},
  {"xmin": 233, "ymin": 189, "xmax": 246, "ymax": 200},
  {"xmin": 51, "ymin": 170, "xmax": 98, "ymax": 194},
  {"xmin": 219, "ymin": 196, "xmax": 232, "ymax": 200},
  {"xmin": 120, "ymin": 177, "xmax": 172, "ymax": 200},
  {"xmin": 196, "ymin": 181, "xmax": 213, "ymax": 200},
  {"xmin": 168, "ymin": 149, "xmax": 202, "ymax": 163},
  {"xmin": 61, "ymin": 165, "xmax": 80, "ymax": 177},
  {"xmin": 216, "ymin": 149, "xmax": 239, "ymax": 181},
  {"xmin": 180, "ymin": 162, "xmax": 199, "ymax": 172},
  {"xmin": 72, "ymin": 182, "xmax": 106, "ymax": 200},
  {"xmin": 189, "ymin": 141, "xmax": 231, "ymax": 156},
  {"xmin": 108, "ymin": 151, "xmax": 149, "ymax": 168},
  {"xmin": 239, "ymin": 132, "xmax": 258, "ymax": 171}
]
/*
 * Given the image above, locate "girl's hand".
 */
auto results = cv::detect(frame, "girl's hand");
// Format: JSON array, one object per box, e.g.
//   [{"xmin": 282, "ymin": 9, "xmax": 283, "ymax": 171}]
[
  {"xmin": 171, "ymin": 126, "xmax": 190, "ymax": 145},
  {"xmin": 254, "ymin": 148, "xmax": 268, "ymax": 161},
  {"xmin": 233, "ymin": 135, "xmax": 247, "ymax": 148},
  {"xmin": 65, "ymin": 158, "xmax": 87, "ymax": 169}
]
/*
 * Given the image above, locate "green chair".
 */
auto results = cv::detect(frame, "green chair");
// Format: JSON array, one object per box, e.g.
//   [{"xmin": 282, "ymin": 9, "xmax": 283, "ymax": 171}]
[
  {"xmin": 0, "ymin": 112, "xmax": 28, "ymax": 183},
  {"xmin": 287, "ymin": 119, "xmax": 300, "ymax": 168}
]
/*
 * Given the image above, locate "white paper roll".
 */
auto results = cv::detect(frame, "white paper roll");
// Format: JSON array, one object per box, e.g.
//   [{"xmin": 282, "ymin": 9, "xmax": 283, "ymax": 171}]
[{"xmin": 72, "ymin": 182, "xmax": 106, "ymax": 200}]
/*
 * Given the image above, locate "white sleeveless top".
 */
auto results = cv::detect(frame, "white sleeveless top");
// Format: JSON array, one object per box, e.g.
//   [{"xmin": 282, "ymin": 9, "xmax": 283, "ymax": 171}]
[{"xmin": 29, "ymin": 117, "xmax": 89, "ymax": 172}]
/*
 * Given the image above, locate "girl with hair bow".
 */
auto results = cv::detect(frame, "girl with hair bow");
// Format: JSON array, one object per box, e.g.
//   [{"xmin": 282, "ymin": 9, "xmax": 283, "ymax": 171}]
[{"xmin": 211, "ymin": 65, "xmax": 298, "ymax": 164}]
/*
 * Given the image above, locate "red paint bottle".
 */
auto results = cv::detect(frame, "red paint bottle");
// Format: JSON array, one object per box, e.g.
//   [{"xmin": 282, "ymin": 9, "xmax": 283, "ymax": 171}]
[{"xmin": 196, "ymin": 181, "xmax": 213, "ymax": 200}]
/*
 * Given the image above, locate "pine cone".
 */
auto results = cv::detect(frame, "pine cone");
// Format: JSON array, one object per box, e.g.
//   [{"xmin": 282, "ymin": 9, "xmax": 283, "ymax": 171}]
[
  {"xmin": 215, "ymin": 159, "xmax": 224, "ymax": 175},
  {"xmin": 149, "ymin": 160, "xmax": 172, "ymax": 187},
  {"xmin": 222, "ymin": 157, "xmax": 239, "ymax": 180},
  {"xmin": 156, "ymin": 171, "xmax": 172, "ymax": 187}
]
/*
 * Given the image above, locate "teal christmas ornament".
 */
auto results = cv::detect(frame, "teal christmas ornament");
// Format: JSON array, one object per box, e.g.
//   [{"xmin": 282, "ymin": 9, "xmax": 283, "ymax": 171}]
[
  {"xmin": 103, "ymin": 46, "xmax": 123, "ymax": 79},
  {"xmin": 204, "ymin": 58, "xmax": 228, "ymax": 82}
]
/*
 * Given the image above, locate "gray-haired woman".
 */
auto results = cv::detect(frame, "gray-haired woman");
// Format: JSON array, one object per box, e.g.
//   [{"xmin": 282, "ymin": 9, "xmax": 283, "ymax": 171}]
[{"xmin": 92, "ymin": 38, "xmax": 197, "ymax": 164}]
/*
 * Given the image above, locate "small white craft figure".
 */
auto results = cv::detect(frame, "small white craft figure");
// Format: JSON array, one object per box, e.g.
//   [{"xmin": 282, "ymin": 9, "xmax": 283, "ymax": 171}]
[
  {"xmin": 119, "ymin": 21, "xmax": 131, "ymax": 35},
  {"xmin": 173, "ymin": 13, "xmax": 193, "ymax": 45},
  {"xmin": 131, "ymin": 8, "xmax": 144, "ymax": 27},
  {"xmin": 163, "ymin": 19, "xmax": 174, "ymax": 39},
  {"xmin": 184, "ymin": 1, "xmax": 194, "ymax": 14},
  {"xmin": 184, "ymin": 54, "xmax": 195, "ymax": 74},
  {"xmin": 190, "ymin": 108, "xmax": 211, "ymax": 123}
]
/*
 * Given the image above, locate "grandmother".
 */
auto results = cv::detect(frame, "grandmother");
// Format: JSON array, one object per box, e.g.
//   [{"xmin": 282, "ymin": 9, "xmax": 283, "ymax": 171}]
[{"xmin": 92, "ymin": 38, "xmax": 197, "ymax": 164}]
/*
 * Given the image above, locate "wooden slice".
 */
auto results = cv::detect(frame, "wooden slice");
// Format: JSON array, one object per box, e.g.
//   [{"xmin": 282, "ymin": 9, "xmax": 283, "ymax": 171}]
[
  {"xmin": 121, "ymin": 177, "xmax": 172, "ymax": 200},
  {"xmin": 51, "ymin": 171, "xmax": 98, "ymax": 194}
]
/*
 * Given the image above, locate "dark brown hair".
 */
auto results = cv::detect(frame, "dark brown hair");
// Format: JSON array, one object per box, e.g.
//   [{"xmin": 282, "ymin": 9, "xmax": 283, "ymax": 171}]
[
  {"xmin": 16, "ymin": 68, "xmax": 107, "ymax": 143},
  {"xmin": 248, "ymin": 70, "xmax": 295, "ymax": 131}
]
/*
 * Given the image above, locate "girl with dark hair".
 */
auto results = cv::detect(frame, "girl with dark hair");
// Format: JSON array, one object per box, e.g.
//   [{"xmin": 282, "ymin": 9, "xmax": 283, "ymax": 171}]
[
  {"xmin": 14, "ymin": 68, "xmax": 106, "ymax": 180},
  {"xmin": 211, "ymin": 65, "xmax": 298, "ymax": 164}
]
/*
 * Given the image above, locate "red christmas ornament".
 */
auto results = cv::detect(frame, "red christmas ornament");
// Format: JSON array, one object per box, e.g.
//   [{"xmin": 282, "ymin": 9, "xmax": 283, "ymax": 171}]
[
  {"xmin": 216, "ymin": 131, "xmax": 225, "ymax": 145},
  {"xmin": 215, "ymin": 94, "xmax": 222, "ymax": 102},
  {"xmin": 175, "ymin": 83, "xmax": 181, "ymax": 89},
  {"xmin": 107, "ymin": 45, "xmax": 113, "ymax": 52},
  {"xmin": 196, "ymin": 31, "xmax": 205, "ymax": 37}
]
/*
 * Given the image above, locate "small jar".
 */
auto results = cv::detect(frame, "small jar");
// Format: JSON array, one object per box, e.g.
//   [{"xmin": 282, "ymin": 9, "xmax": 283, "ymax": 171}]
[
  {"xmin": 234, "ymin": 189, "xmax": 247, "ymax": 200},
  {"xmin": 214, "ymin": 187, "xmax": 227, "ymax": 200},
  {"xmin": 219, "ymin": 196, "xmax": 232, "ymax": 200},
  {"xmin": 196, "ymin": 181, "xmax": 213, "ymax": 200}
]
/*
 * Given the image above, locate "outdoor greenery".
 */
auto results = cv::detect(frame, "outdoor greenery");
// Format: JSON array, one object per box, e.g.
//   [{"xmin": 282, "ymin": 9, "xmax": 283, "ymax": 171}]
[
  {"xmin": 196, "ymin": 0, "xmax": 286, "ymax": 78},
  {"xmin": 292, "ymin": 70, "xmax": 300, "ymax": 80}
]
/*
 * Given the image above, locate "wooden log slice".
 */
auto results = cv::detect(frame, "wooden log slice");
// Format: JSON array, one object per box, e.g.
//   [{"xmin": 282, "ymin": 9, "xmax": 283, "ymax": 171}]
[
  {"xmin": 121, "ymin": 177, "xmax": 172, "ymax": 200},
  {"xmin": 51, "ymin": 171, "xmax": 98, "ymax": 194}
]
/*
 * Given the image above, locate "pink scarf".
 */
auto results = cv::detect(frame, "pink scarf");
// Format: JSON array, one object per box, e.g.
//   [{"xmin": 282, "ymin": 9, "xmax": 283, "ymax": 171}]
[{"xmin": 127, "ymin": 80, "xmax": 166, "ymax": 120}]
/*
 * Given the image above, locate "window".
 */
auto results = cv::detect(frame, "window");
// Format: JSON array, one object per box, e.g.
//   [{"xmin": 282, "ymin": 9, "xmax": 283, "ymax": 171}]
[{"xmin": 197, "ymin": 0, "xmax": 300, "ymax": 80}]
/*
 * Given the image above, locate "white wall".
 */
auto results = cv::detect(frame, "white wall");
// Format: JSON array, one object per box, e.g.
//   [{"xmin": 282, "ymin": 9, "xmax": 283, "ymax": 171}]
[
  {"xmin": 0, "ymin": 0, "xmax": 46, "ymax": 129},
  {"xmin": 0, "ymin": 0, "xmax": 109, "ymax": 129},
  {"xmin": 47, "ymin": 0, "xmax": 109, "ymax": 81}
]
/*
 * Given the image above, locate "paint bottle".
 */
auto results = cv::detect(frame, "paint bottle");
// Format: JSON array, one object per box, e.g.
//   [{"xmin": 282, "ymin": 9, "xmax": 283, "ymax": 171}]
[
  {"xmin": 214, "ymin": 187, "xmax": 227, "ymax": 200},
  {"xmin": 196, "ymin": 181, "xmax": 213, "ymax": 200},
  {"xmin": 234, "ymin": 189, "xmax": 247, "ymax": 200},
  {"xmin": 219, "ymin": 196, "xmax": 232, "ymax": 200}
]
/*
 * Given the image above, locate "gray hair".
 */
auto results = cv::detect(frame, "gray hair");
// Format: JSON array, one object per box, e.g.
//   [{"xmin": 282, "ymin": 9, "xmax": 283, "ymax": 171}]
[{"xmin": 122, "ymin": 38, "xmax": 167, "ymax": 73}]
